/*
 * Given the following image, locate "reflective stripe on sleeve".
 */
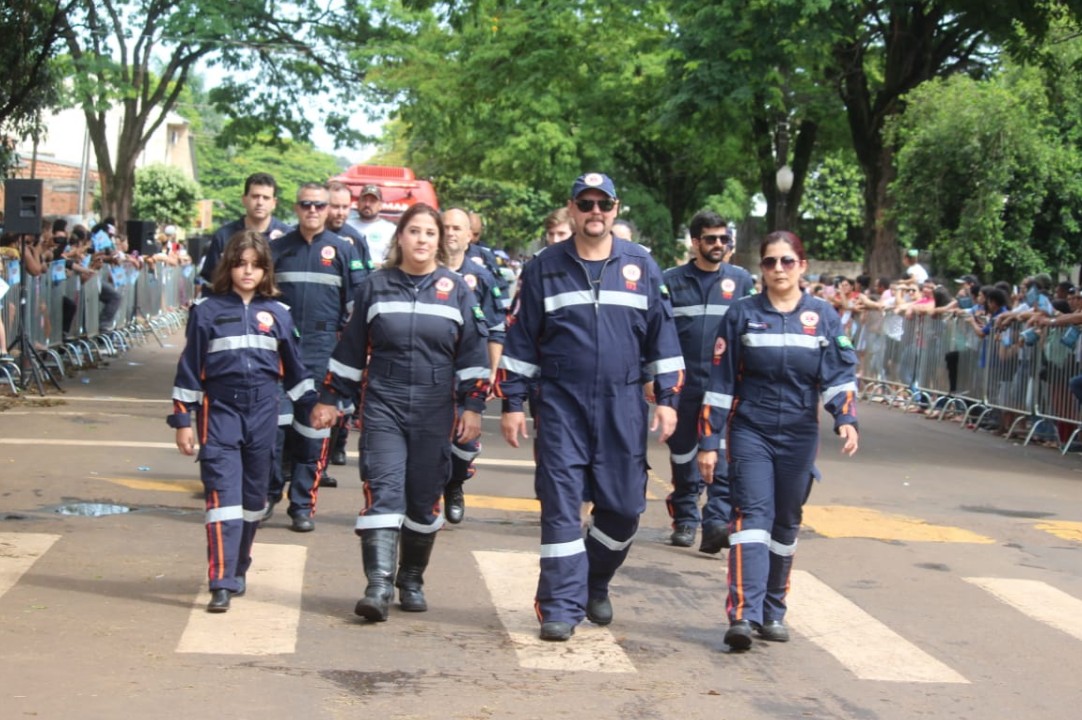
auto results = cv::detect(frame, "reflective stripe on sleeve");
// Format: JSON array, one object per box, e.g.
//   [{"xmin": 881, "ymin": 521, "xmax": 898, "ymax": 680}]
[
  {"xmin": 208, "ymin": 334, "xmax": 278, "ymax": 353},
  {"xmin": 456, "ymin": 366, "xmax": 489, "ymax": 382},
  {"xmin": 328, "ymin": 357, "xmax": 362, "ymax": 382},
  {"xmin": 703, "ymin": 391, "xmax": 733, "ymax": 409},
  {"xmin": 355, "ymin": 513, "xmax": 406, "ymax": 531},
  {"xmin": 539, "ymin": 538, "xmax": 586, "ymax": 558},
  {"xmin": 276, "ymin": 271, "xmax": 342, "ymax": 287},
  {"xmin": 729, "ymin": 528, "xmax": 772, "ymax": 546},
  {"xmin": 278, "ymin": 412, "xmax": 293, "ymax": 426},
  {"xmin": 644, "ymin": 355, "xmax": 685, "ymax": 375},
  {"xmin": 822, "ymin": 382, "xmax": 859, "ymax": 406},
  {"xmin": 286, "ymin": 378, "xmax": 315, "ymax": 401},
  {"xmin": 206, "ymin": 505, "xmax": 244, "ymax": 524},
  {"xmin": 173, "ymin": 387, "xmax": 203, "ymax": 403},
  {"xmin": 587, "ymin": 524, "xmax": 637, "ymax": 552},
  {"xmin": 499, "ymin": 355, "xmax": 541, "ymax": 378}
]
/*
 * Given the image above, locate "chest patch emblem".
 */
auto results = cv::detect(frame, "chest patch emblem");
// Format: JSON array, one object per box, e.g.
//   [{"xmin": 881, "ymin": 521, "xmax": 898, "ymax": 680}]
[
  {"xmin": 800, "ymin": 310, "xmax": 820, "ymax": 336},
  {"xmin": 435, "ymin": 276, "xmax": 455, "ymax": 300},
  {"xmin": 256, "ymin": 311, "xmax": 274, "ymax": 333}
]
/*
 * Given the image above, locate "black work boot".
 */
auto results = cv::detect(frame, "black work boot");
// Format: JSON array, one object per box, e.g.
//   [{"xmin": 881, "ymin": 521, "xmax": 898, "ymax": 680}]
[
  {"xmin": 354, "ymin": 528, "xmax": 399, "ymax": 622},
  {"xmin": 444, "ymin": 481, "xmax": 465, "ymax": 524},
  {"xmin": 395, "ymin": 528, "xmax": 436, "ymax": 612},
  {"xmin": 329, "ymin": 425, "xmax": 347, "ymax": 466}
]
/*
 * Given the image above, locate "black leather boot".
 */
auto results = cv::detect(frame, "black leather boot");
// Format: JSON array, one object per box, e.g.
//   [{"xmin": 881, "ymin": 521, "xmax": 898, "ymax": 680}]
[
  {"xmin": 354, "ymin": 528, "xmax": 399, "ymax": 622},
  {"xmin": 395, "ymin": 529, "xmax": 436, "ymax": 612},
  {"xmin": 444, "ymin": 481, "xmax": 465, "ymax": 524}
]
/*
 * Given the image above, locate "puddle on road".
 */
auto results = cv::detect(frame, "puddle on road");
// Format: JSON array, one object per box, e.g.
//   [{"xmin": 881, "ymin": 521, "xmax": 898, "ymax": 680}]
[{"xmin": 52, "ymin": 502, "xmax": 133, "ymax": 517}]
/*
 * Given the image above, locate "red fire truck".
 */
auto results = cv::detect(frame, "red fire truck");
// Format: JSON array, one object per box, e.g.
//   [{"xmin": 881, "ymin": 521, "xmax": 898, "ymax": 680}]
[{"xmin": 328, "ymin": 164, "xmax": 439, "ymax": 222}]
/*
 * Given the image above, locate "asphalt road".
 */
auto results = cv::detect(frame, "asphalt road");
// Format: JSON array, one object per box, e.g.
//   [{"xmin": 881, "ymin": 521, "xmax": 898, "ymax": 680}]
[{"xmin": 2, "ymin": 331, "xmax": 1082, "ymax": 720}]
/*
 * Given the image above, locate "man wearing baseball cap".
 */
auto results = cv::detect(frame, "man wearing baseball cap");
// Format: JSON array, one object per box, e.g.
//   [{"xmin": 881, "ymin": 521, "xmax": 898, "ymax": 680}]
[
  {"xmin": 498, "ymin": 172, "xmax": 684, "ymax": 641},
  {"xmin": 354, "ymin": 184, "xmax": 396, "ymax": 267}
]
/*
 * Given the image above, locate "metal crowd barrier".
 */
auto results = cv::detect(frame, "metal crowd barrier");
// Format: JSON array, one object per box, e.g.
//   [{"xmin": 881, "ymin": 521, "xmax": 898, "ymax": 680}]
[
  {"xmin": 1, "ymin": 256, "xmax": 192, "ymax": 395},
  {"xmin": 857, "ymin": 310, "xmax": 1082, "ymax": 454}
]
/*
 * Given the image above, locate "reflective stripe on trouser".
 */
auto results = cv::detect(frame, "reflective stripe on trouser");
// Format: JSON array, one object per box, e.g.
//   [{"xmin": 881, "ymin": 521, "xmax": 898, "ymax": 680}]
[
  {"xmin": 450, "ymin": 405, "xmax": 481, "ymax": 485},
  {"xmin": 535, "ymin": 381, "xmax": 648, "ymax": 625},
  {"xmin": 664, "ymin": 393, "xmax": 733, "ymax": 528},
  {"xmin": 355, "ymin": 377, "xmax": 454, "ymax": 536},
  {"xmin": 284, "ymin": 332, "xmax": 335, "ymax": 516},
  {"xmin": 199, "ymin": 390, "xmax": 278, "ymax": 592},
  {"xmin": 725, "ymin": 419, "xmax": 816, "ymax": 626}
]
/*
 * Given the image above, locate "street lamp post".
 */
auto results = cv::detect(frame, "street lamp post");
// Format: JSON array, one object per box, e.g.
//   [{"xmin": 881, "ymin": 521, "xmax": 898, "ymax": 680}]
[{"xmin": 775, "ymin": 164, "xmax": 794, "ymax": 231}]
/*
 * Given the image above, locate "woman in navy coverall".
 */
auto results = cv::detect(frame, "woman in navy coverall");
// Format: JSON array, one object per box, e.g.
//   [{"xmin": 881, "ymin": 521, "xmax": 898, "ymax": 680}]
[
  {"xmin": 698, "ymin": 231, "xmax": 859, "ymax": 650},
  {"xmin": 311, "ymin": 203, "xmax": 490, "ymax": 622},
  {"xmin": 169, "ymin": 231, "xmax": 316, "ymax": 613}
]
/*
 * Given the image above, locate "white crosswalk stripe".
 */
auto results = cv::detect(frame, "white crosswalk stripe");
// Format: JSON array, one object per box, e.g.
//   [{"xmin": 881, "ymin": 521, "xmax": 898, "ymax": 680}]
[
  {"xmin": 787, "ymin": 570, "xmax": 969, "ymax": 683},
  {"xmin": 473, "ymin": 550, "xmax": 637, "ymax": 673},
  {"xmin": 176, "ymin": 542, "xmax": 308, "ymax": 655},
  {"xmin": 0, "ymin": 532, "xmax": 61, "ymax": 600},
  {"xmin": 964, "ymin": 577, "xmax": 1082, "ymax": 642}
]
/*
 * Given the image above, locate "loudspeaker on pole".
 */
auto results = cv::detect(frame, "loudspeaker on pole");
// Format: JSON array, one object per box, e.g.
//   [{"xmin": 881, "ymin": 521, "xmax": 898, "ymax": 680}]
[
  {"xmin": 3, "ymin": 179, "xmax": 44, "ymax": 235},
  {"xmin": 125, "ymin": 219, "xmax": 158, "ymax": 257}
]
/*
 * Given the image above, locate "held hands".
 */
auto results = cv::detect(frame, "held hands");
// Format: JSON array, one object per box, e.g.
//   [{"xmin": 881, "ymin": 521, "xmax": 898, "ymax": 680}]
[
  {"xmin": 175, "ymin": 427, "xmax": 196, "ymax": 456},
  {"xmin": 697, "ymin": 450, "xmax": 717, "ymax": 483},
  {"xmin": 839, "ymin": 424, "xmax": 859, "ymax": 456},
  {"xmin": 456, "ymin": 410, "xmax": 482, "ymax": 444},
  {"xmin": 501, "ymin": 411, "xmax": 529, "ymax": 448},
  {"xmin": 310, "ymin": 402, "xmax": 339, "ymax": 430}
]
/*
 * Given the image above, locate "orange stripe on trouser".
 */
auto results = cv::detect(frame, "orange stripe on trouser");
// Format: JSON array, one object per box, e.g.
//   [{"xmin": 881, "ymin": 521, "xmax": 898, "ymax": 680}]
[
  {"xmin": 206, "ymin": 489, "xmax": 224, "ymax": 580},
  {"xmin": 728, "ymin": 515, "xmax": 745, "ymax": 620}
]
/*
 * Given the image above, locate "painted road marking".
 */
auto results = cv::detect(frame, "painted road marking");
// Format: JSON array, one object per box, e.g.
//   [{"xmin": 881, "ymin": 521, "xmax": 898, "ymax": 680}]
[
  {"xmin": 964, "ymin": 577, "xmax": 1082, "ymax": 642},
  {"xmin": 0, "ymin": 533, "xmax": 61, "ymax": 600},
  {"xmin": 803, "ymin": 505, "xmax": 995, "ymax": 543},
  {"xmin": 467, "ymin": 494, "xmax": 540, "ymax": 513},
  {"xmin": 787, "ymin": 570, "xmax": 968, "ymax": 683},
  {"xmin": 176, "ymin": 542, "xmax": 307, "ymax": 655},
  {"xmin": 473, "ymin": 550, "xmax": 636, "ymax": 674},
  {"xmin": 1033, "ymin": 520, "xmax": 1082, "ymax": 543},
  {"xmin": 0, "ymin": 438, "xmax": 175, "ymax": 449},
  {"xmin": 98, "ymin": 476, "xmax": 203, "ymax": 493}
]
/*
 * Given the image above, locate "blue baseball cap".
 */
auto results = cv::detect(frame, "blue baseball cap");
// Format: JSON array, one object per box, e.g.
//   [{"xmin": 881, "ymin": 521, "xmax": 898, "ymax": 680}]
[{"xmin": 570, "ymin": 172, "xmax": 617, "ymax": 200}]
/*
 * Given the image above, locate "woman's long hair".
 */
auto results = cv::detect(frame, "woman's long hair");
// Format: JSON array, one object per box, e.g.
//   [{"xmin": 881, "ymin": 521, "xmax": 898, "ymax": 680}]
[{"xmin": 211, "ymin": 230, "xmax": 279, "ymax": 298}]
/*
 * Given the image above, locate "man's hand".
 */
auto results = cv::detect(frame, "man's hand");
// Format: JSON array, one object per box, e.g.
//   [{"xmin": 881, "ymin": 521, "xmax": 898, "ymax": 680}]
[
  {"xmin": 310, "ymin": 402, "xmax": 339, "ymax": 430},
  {"xmin": 456, "ymin": 410, "xmax": 482, "ymax": 444},
  {"xmin": 642, "ymin": 380, "xmax": 656, "ymax": 404},
  {"xmin": 176, "ymin": 427, "xmax": 196, "ymax": 456},
  {"xmin": 839, "ymin": 424, "xmax": 859, "ymax": 456},
  {"xmin": 650, "ymin": 405, "xmax": 677, "ymax": 443},
  {"xmin": 501, "ymin": 411, "xmax": 528, "ymax": 448},
  {"xmin": 697, "ymin": 450, "xmax": 717, "ymax": 483}
]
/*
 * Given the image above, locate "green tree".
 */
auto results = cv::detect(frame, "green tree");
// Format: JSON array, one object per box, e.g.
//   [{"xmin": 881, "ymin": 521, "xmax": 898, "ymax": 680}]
[
  {"xmin": 131, "ymin": 164, "xmax": 201, "ymax": 226},
  {"xmin": 888, "ymin": 70, "xmax": 1081, "ymax": 281},
  {"xmin": 55, "ymin": 0, "xmax": 371, "ymax": 225},
  {"xmin": 0, "ymin": 0, "xmax": 74, "ymax": 175},
  {"xmin": 801, "ymin": 152, "xmax": 865, "ymax": 261}
]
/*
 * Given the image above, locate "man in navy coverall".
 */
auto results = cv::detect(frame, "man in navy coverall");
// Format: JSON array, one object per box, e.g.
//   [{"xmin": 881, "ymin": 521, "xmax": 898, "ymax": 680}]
[{"xmin": 498, "ymin": 173, "xmax": 684, "ymax": 642}]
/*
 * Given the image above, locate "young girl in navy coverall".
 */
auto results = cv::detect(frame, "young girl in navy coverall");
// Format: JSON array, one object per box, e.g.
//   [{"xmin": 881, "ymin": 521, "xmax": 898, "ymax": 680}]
[{"xmin": 169, "ymin": 230, "xmax": 316, "ymax": 613}]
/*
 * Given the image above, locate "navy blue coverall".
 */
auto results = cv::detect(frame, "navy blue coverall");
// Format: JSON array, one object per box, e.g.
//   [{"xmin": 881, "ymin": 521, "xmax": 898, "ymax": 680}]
[
  {"xmin": 661, "ymin": 261, "xmax": 755, "ymax": 534},
  {"xmin": 169, "ymin": 292, "xmax": 315, "ymax": 592},
  {"xmin": 199, "ymin": 217, "xmax": 292, "ymax": 286},
  {"xmin": 466, "ymin": 243, "xmax": 511, "ymax": 310},
  {"xmin": 699, "ymin": 293, "xmax": 858, "ymax": 627},
  {"xmin": 497, "ymin": 238, "xmax": 685, "ymax": 626},
  {"xmin": 319, "ymin": 266, "xmax": 490, "ymax": 533},
  {"xmin": 268, "ymin": 229, "xmax": 358, "ymax": 519},
  {"xmin": 448, "ymin": 259, "xmax": 505, "ymax": 490}
]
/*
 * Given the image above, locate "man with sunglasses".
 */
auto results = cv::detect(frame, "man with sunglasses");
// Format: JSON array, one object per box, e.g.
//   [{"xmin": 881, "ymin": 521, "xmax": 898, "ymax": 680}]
[
  {"xmin": 264, "ymin": 183, "xmax": 358, "ymax": 532},
  {"xmin": 498, "ymin": 172, "xmax": 684, "ymax": 642},
  {"xmin": 658, "ymin": 211, "xmax": 754, "ymax": 553},
  {"xmin": 200, "ymin": 172, "xmax": 291, "ymax": 286}
]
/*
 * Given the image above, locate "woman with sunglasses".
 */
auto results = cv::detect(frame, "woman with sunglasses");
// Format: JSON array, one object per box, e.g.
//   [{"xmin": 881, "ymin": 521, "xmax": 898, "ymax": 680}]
[{"xmin": 697, "ymin": 230, "xmax": 859, "ymax": 651}]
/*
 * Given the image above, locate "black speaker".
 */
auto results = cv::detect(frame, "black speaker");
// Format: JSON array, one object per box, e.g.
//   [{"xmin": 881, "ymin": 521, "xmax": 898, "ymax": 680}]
[
  {"xmin": 4, "ymin": 179, "xmax": 44, "ymax": 235},
  {"xmin": 125, "ymin": 219, "xmax": 158, "ymax": 257},
  {"xmin": 187, "ymin": 234, "xmax": 208, "ymax": 266}
]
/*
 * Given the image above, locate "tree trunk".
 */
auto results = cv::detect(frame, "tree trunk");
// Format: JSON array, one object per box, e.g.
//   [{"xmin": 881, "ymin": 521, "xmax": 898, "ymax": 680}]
[{"xmin": 861, "ymin": 143, "xmax": 901, "ymax": 280}]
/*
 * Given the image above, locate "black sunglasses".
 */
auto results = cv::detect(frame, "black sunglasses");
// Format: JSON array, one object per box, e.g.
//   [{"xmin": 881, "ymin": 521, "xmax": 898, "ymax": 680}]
[
  {"xmin": 574, "ymin": 198, "xmax": 616, "ymax": 213},
  {"xmin": 298, "ymin": 200, "xmax": 328, "ymax": 210},
  {"xmin": 760, "ymin": 255, "xmax": 798, "ymax": 271},
  {"xmin": 699, "ymin": 234, "xmax": 732, "ymax": 246}
]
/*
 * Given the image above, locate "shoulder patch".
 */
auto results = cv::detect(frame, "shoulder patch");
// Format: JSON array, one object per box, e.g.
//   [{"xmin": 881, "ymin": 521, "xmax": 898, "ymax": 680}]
[
  {"xmin": 472, "ymin": 305, "xmax": 486, "ymax": 321},
  {"xmin": 350, "ymin": 259, "xmax": 364, "ymax": 270},
  {"xmin": 836, "ymin": 335, "xmax": 854, "ymax": 350},
  {"xmin": 660, "ymin": 283, "xmax": 670, "ymax": 299}
]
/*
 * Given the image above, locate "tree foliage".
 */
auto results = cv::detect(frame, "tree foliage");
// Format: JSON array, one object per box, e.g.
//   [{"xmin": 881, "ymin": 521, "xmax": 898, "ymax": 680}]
[
  {"xmin": 0, "ymin": 0, "xmax": 74, "ymax": 176},
  {"xmin": 132, "ymin": 164, "xmax": 201, "ymax": 225},
  {"xmin": 54, "ymin": 0, "xmax": 371, "ymax": 225},
  {"xmin": 801, "ymin": 152, "xmax": 865, "ymax": 262}
]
